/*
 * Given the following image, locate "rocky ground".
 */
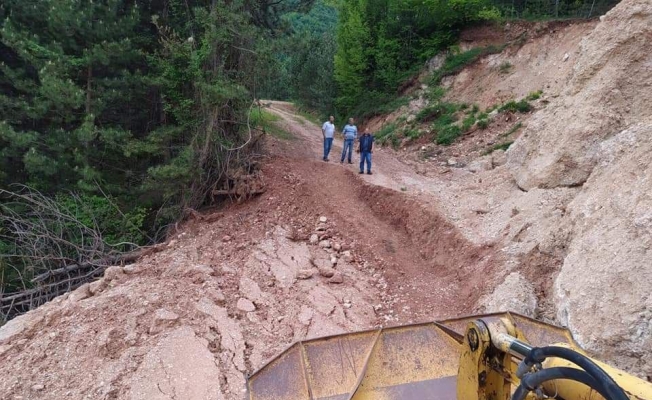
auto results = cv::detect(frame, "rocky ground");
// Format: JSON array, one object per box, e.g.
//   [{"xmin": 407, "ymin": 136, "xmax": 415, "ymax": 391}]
[{"xmin": 1, "ymin": 1, "xmax": 651, "ymax": 398}]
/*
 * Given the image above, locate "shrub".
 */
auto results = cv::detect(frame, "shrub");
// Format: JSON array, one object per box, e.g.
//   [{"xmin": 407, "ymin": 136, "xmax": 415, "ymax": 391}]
[
  {"xmin": 462, "ymin": 115, "xmax": 476, "ymax": 131},
  {"xmin": 471, "ymin": 104, "xmax": 480, "ymax": 114},
  {"xmin": 500, "ymin": 100, "xmax": 532, "ymax": 113},
  {"xmin": 484, "ymin": 141, "xmax": 514, "ymax": 155},
  {"xmin": 430, "ymin": 45, "xmax": 505, "ymax": 84},
  {"xmin": 477, "ymin": 119, "xmax": 489, "ymax": 129},
  {"xmin": 436, "ymin": 125, "xmax": 462, "ymax": 145},
  {"xmin": 526, "ymin": 90, "xmax": 543, "ymax": 101},
  {"xmin": 499, "ymin": 61, "xmax": 512, "ymax": 74},
  {"xmin": 376, "ymin": 123, "xmax": 397, "ymax": 145},
  {"xmin": 416, "ymin": 102, "xmax": 458, "ymax": 122}
]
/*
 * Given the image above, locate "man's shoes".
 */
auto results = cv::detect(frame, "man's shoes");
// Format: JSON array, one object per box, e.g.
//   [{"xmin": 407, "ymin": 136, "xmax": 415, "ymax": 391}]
[
  {"xmin": 323, "ymin": 158, "xmax": 329, "ymax": 162},
  {"xmin": 340, "ymin": 160, "xmax": 344, "ymax": 164},
  {"xmin": 367, "ymin": 171, "xmax": 373, "ymax": 175},
  {"xmin": 359, "ymin": 171, "xmax": 364, "ymax": 174}
]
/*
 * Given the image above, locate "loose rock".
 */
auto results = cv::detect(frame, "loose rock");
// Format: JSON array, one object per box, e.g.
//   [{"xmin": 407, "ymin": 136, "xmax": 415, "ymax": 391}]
[
  {"xmin": 296, "ymin": 269, "xmax": 315, "ymax": 280},
  {"xmin": 236, "ymin": 298, "xmax": 256, "ymax": 312},
  {"xmin": 319, "ymin": 240, "xmax": 331, "ymax": 249},
  {"xmin": 328, "ymin": 272, "xmax": 344, "ymax": 284}
]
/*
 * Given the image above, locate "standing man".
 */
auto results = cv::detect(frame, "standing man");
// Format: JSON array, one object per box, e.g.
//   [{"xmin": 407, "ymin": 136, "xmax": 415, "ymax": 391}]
[
  {"xmin": 322, "ymin": 115, "xmax": 335, "ymax": 161},
  {"xmin": 341, "ymin": 118, "xmax": 357, "ymax": 164},
  {"xmin": 358, "ymin": 131, "xmax": 374, "ymax": 175}
]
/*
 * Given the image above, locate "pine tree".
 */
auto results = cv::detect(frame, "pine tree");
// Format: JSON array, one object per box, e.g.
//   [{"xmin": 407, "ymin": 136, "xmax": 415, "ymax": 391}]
[{"xmin": 334, "ymin": 0, "xmax": 371, "ymax": 113}]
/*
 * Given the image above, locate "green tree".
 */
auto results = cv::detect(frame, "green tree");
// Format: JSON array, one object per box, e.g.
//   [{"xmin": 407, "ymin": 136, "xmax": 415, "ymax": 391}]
[{"xmin": 334, "ymin": 0, "xmax": 371, "ymax": 112}]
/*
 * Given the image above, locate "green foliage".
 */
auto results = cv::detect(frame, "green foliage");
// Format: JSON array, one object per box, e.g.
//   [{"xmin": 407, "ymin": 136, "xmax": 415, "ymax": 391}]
[
  {"xmin": 249, "ymin": 109, "xmax": 293, "ymax": 140},
  {"xmin": 376, "ymin": 123, "xmax": 398, "ymax": 146},
  {"xmin": 56, "ymin": 194, "xmax": 147, "ymax": 247},
  {"xmin": 436, "ymin": 125, "xmax": 462, "ymax": 145},
  {"xmin": 477, "ymin": 119, "xmax": 490, "ymax": 129},
  {"xmin": 430, "ymin": 45, "xmax": 505, "ymax": 84},
  {"xmin": 335, "ymin": 0, "xmax": 501, "ymax": 117},
  {"xmin": 499, "ymin": 99, "xmax": 532, "ymax": 113},
  {"xmin": 462, "ymin": 115, "xmax": 477, "ymax": 131},
  {"xmin": 499, "ymin": 61, "xmax": 512, "ymax": 73},
  {"xmin": 501, "ymin": 121, "xmax": 523, "ymax": 137},
  {"xmin": 417, "ymin": 102, "xmax": 459, "ymax": 123},
  {"xmin": 484, "ymin": 140, "xmax": 513, "ymax": 154},
  {"xmin": 526, "ymin": 90, "xmax": 543, "ymax": 101}
]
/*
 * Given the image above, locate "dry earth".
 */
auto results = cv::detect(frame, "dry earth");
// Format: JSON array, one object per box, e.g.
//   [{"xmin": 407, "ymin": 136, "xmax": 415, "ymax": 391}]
[{"xmin": 1, "ymin": 1, "xmax": 651, "ymax": 397}]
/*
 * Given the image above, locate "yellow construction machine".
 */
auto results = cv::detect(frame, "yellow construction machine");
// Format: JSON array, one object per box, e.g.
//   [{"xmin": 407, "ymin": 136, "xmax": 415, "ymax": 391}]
[{"xmin": 246, "ymin": 312, "xmax": 652, "ymax": 400}]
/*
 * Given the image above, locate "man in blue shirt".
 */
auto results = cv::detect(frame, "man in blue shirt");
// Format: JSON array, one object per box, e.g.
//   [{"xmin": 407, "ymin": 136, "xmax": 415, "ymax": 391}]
[
  {"xmin": 341, "ymin": 118, "xmax": 357, "ymax": 164},
  {"xmin": 321, "ymin": 115, "xmax": 335, "ymax": 161},
  {"xmin": 358, "ymin": 131, "xmax": 374, "ymax": 175}
]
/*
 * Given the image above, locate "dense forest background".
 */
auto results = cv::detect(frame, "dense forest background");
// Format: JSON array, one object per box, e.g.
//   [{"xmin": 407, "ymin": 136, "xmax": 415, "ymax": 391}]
[{"xmin": 0, "ymin": 0, "xmax": 619, "ymax": 311}]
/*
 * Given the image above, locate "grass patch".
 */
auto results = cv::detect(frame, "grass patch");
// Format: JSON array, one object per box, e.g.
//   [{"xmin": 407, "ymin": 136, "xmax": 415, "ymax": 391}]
[
  {"xmin": 294, "ymin": 106, "xmax": 322, "ymax": 125},
  {"xmin": 416, "ymin": 102, "xmax": 458, "ymax": 123},
  {"xmin": 483, "ymin": 141, "xmax": 514, "ymax": 155},
  {"xmin": 249, "ymin": 108, "xmax": 293, "ymax": 140},
  {"xmin": 462, "ymin": 115, "xmax": 476, "ymax": 131},
  {"xmin": 436, "ymin": 124, "xmax": 462, "ymax": 145},
  {"xmin": 376, "ymin": 123, "xmax": 398, "ymax": 147},
  {"xmin": 526, "ymin": 90, "xmax": 543, "ymax": 101},
  {"xmin": 499, "ymin": 99, "xmax": 532, "ymax": 113},
  {"xmin": 430, "ymin": 45, "xmax": 505, "ymax": 85},
  {"xmin": 351, "ymin": 92, "xmax": 409, "ymax": 120},
  {"xmin": 501, "ymin": 122, "xmax": 523, "ymax": 137},
  {"xmin": 477, "ymin": 119, "xmax": 489, "ymax": 130},
  {"xmin": 404, "ymin": 128, "xmax": 421, "ymax": 140},
  {"xmin": 499, "ymin": 61, "xmax": 512, "ymax": 74}
]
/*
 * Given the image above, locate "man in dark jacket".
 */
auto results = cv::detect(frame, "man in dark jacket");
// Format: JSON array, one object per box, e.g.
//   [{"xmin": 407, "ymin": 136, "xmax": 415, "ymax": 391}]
[{"xmin": 358, "ymin": 131, "xmax": 374, "ymax": 175}]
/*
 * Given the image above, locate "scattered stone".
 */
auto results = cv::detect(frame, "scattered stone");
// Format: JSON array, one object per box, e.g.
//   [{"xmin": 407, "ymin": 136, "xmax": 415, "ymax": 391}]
[
  {"xmin": 206, "ymin": 288, "xmax": 226, "ymax": 305},
  {"xmin": 103, "ymin": 266, "xmax": 124, "ymax": 281},
  {"xmin": 333, "ymin": 243, "xmax": 342, "ymax": 252},
  {"xmin": 328, "ymin": 272, "xmax": 344, "ymax": 284},
  {"xmin": 319, "ymin": 216, "xmax": 328, "ymax": 223},
  {"xmin": 447, "ymin": 158, "xmax": 458, "ymax": 167},
  {"xmin": 236, "ymin": 298, "xmax": 256, "ymax": 312},
  {"xmin": 330, "ymin": 256, "xmax": 338, "ymax": 266},
  {"xmin": 68, "ymin": 283, "xmax": 91, "ymax": 303},
  {"xmin": 122, "ymin": 264, "xmax": 138, "ymax": 274},
  {"xmin": 563, "ymin": 53, "xmax": 570, "ymax": 62},
  {"xmin": 167, "ymin": 239, "xmax": 178, "ymax": 248},
  {"xmin": 309, "ymin": 234, "xmax": 319, "ymax": 244},
  {"xmin": 492, "ymin": 149, "xmax": 508, "ymax": 166},
  {"xmin": 468, "ymin": 158, "xmax": 493, "ymax": 173},
  {"xmin": 312, "ymin": 257, "xmax": 332, "ymax": 269},
  {"xmin": 318, "ymin": 267, "xmax": 336, "ymax": 278},
  {"xmin": 222, "ymin": 235, "xmax": 232, "ymax": 242},
  {"xmin": 315, "ymin": 225, "xmax": 327, "ymax": 232},
  {"xmin": 239, "ymin": 277, "xmax": 262, "ymax": 302},
  {"xmin": 319, "ymin": 240, "xmax": 331, "ymax": 249},
  {"xmin": 149, "ymin": 309, "xmax": 179, "ymax": 335},
  {"xmin": 89, "ymin": 279, "xmax": 108, "ymax": 296},
  {"xmin": 342, "ymin": 251, "xmax": 353, "ymax": 262},
  {"xmin": 30, "ymin": 384, "xmax": 44, "ymax": 392},
  {"xmin": 296, "ymin": 269, "xmax": 315, "ymax": 280}
]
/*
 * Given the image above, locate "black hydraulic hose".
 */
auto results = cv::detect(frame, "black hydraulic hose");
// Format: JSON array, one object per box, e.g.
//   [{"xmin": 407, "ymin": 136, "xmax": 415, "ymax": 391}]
[
  {"xmin": 525, "ymin": 346, "xmax": 629, "ymax": 400},
  {"xmin": 511, "ymin": 367, "xmax": 611, "ymax": 400}
]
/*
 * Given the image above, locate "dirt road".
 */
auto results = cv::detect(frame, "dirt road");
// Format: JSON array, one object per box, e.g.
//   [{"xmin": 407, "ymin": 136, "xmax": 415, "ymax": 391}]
[{"xmin": 266, "ymin": 101, "xmax": 497, "ymax": 322}]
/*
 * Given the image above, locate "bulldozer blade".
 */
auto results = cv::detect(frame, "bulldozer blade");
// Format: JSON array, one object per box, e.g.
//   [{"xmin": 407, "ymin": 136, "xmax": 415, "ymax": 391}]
[{"xmin": 246, "ymin": 312, "xmax": 582, "ymax": 400}]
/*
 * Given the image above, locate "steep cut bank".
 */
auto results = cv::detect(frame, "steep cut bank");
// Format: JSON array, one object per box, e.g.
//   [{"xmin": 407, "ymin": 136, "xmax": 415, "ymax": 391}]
[
  {"xmin": 366, "ymin": 0, "xmax": 652, "ymax": 379},
  {"xmin": 507, "ymin": 0, "xmax": 652, "ymax": 377}
]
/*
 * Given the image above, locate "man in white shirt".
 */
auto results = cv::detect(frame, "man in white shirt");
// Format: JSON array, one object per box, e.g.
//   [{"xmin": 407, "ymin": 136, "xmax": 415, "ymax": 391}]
[{"xmin": 322, "ymin": 115, "xmax": 336, "ymax": 161}]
